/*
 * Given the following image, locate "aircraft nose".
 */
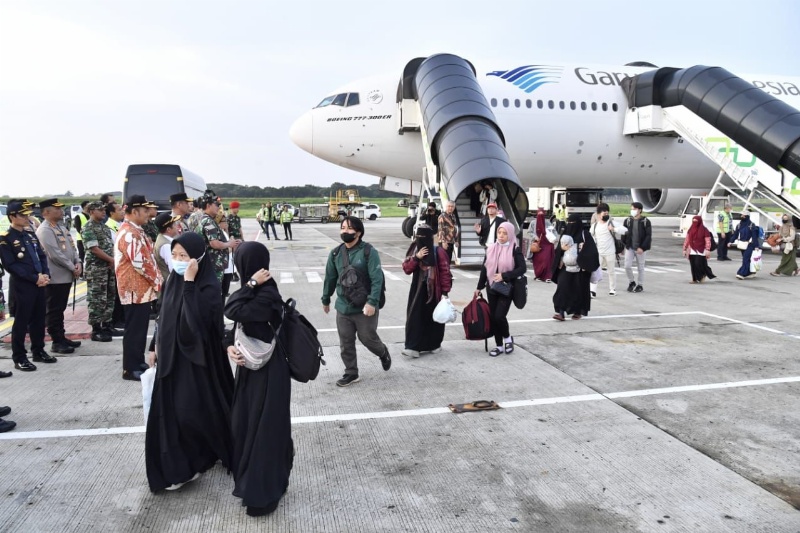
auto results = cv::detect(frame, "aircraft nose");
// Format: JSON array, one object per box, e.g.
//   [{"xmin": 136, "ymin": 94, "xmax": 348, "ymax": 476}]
[{"xmin": 289, "ymin": 111, "xmax": 313, "ymax": 154}]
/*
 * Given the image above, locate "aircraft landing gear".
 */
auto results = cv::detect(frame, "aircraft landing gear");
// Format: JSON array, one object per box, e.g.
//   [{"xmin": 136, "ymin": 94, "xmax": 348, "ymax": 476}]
[{"xmin": 402, "ymin": 216, "xmax": 415, "ymax": 238}]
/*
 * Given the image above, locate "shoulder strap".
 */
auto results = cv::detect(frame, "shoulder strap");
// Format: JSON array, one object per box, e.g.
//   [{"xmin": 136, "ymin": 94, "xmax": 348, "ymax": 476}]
[
  {"xmin": 338, "ymin": 243, "xmax": 349, "ymax": 268},
  {"xmin": 364, "ymin": 242, "xmax": 372, "ymax": 260}
]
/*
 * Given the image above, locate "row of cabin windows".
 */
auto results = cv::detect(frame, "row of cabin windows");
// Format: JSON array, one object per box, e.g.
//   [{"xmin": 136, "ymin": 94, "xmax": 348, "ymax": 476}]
[{"xmin": 490, "ymin": 98, "xmax": 619, "ymax": 112}]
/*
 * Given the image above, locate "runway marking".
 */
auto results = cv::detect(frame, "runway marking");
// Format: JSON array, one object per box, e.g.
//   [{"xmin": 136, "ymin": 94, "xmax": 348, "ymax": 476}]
[
  {"xmin": 382, "ymin": 269, "xmax": 402, "ymax": 281},
  {"xmin": 453, "ymin": 271, "xmax": 479, "ymax": 279},
  {"xmin": 305, "ymin": 272, "xmax": 323, "ymax": 283},
  {"xmin": 0, "ymin": 282, "xmax": 87, "ymax": 335},
  {"xmin": 3, "ymin": 375, "xmax": 798, "ymax": 440},
  {"xmin": 279, "ymin": 272, "xmax": 295, "ymax": 284}
]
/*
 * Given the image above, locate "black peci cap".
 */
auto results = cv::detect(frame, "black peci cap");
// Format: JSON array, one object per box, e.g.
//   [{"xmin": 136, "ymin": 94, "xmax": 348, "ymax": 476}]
[{"xmin": 39, "ymin": 198, "xmax": 65, "ymax": 209}]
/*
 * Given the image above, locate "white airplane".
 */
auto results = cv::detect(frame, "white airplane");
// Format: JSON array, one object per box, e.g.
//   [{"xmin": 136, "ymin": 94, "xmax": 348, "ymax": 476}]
[{"xmin": 290, "ymin": 57, "xmax": 800, "ymax": 216}]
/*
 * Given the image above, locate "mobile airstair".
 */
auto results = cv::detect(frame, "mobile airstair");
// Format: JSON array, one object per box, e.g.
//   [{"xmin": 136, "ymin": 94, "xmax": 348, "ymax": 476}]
[
  {"xmin": 621, "ymin": 66, "xmax": 800, "ymax": 228},
  {"xmin": 397, "ymin": 54, "xmax": 529, "ymax": 265}
]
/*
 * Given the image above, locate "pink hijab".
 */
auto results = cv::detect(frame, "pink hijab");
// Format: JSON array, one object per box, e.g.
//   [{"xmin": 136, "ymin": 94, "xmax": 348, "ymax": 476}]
[{"xmin": 484, "ymin": 221, "xmax": 517, "ymax": 276}]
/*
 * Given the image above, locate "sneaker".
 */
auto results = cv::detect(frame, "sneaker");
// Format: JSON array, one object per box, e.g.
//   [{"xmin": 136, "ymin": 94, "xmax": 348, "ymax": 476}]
[
  {"xmin": 426, "ymin": 347, "xmax": 442, "ymax": 354},
  {"xmin": 627, "ymin": 281, "xmax": 636, "ymax": 292},
  {"xmin": 609, "ymin": 290, "xmax": 616, "ymax": 296},
  {"xmin": 736, "ymin": 274, "xmax": 744, "ymax": 280},
  {"xmin": 590, "ymin": 291, "xmax": 597, "ymax": 299},
  {"xmin": 633, "ymin": 284, "xmax": 644, "ymax": 293},
  {"xmin": 402, "ymin": 348, "xmax": 420, "ymax": 358},
  {"xmin": 336, "ymin": 374, "xmax": 361, "ymax": 387},
  {"xmin": 380, "ymin": 351, "xmax": 392, "ymax": 371}
]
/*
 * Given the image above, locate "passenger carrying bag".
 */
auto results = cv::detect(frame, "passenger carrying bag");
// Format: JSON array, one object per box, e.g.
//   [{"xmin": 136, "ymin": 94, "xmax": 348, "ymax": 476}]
[
  {"xmin": 462, "ymin": 294, "xmax": 493, "ymax": 340},
  {"xmin": 336, "ymin": 243, "xmax": 386, "ymax": 309},
  {"xmin": 273, "ymin": 298, "xmax": 326, "ymax": 383}
]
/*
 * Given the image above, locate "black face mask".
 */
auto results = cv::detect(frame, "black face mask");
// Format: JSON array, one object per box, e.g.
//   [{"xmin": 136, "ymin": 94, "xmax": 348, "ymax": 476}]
[
  {"xmin": 783, "ymin": 218, "xmax": 790, "ymax": 223},
  {"xmin": 602, "ymin": 215, "xmax": 610, "ymax": 222},
  {"xmin": 341, "ymin": 232, "xmax": 357, "ymax": 244}
]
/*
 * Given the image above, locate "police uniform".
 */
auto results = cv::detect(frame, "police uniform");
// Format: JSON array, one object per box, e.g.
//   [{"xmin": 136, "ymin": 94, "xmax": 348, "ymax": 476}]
[
  {"xmin": 36, "ymin": 198, "xmax": 82, "ymax": 353},
  {"xmin": 168, "ymin": 193, "xmax": 193, "ymax": 235},
  {"xmin": 81, "ymin": 202, "xmax": 117, "ymax": 340},
  {"xmin": 0, "ymin": 201, "xmax": 55, "ymax": 370}
]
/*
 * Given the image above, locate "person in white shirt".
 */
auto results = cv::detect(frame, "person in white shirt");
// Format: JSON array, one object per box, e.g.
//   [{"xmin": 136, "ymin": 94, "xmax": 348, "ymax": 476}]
[{"xmin": 590, "ymin": 203, "xmax": 619, "ymax": 296}]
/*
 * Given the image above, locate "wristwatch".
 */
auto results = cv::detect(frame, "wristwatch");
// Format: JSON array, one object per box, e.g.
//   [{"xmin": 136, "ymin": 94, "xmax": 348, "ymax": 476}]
[{"xmin": 247, "ymin": 278, "xmax": 258, "ymax": 289}]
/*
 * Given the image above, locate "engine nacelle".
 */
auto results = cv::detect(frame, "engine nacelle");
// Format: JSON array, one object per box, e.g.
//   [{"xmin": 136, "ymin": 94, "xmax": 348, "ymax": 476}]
[{"xmin": 630, "ymin": 188, "xmax": 708, "ymax": 215}]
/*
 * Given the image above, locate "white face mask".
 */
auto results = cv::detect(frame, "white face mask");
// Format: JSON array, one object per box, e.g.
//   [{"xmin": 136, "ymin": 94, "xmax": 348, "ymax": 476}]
[{"xmin": 630, "ymin": 209, "xmax": 639, "ymax": 217}]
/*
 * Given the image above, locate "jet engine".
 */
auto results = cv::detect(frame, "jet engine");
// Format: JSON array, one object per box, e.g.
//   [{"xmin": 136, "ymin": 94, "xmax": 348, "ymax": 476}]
[{"xmin": 630, "ymin": 188, "xmax": 708, "ymax": 215}]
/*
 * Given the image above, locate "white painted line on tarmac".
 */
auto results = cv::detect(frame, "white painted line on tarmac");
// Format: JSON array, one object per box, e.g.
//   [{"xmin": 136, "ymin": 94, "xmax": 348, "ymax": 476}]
[
  {"xmin": 279, "ymin": 272, "xmax": 295, "ymax": 284},
  {"xmin": 454, "ymin": 271, "xmax": 479, "ymax": 279},
  {"xmin": 658, "ymin": 268, "xmax": 686, "ymax": 273},
  {"xmin": 382, "ymin": 269, "xmax": 401, "ymax": 281},
  {"xmin": 3, "ymin": 376, "xmax": 798, "ymax": 440},
  {"xmin": 305, "ymin": 272, "xmax": 323, "ymax": 283}
]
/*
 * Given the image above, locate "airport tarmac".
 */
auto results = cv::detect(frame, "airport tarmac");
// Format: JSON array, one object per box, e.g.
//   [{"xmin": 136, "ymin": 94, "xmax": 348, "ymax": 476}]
[{"xmin": 1, "ymin": 216, "xmax": 799, "ymax": 532}]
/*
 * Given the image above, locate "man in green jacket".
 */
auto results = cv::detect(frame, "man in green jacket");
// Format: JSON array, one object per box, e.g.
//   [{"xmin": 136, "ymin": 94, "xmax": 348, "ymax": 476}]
[{"xmin": 322, "ymin": 216, "xmax": 391, "ymax": 387}]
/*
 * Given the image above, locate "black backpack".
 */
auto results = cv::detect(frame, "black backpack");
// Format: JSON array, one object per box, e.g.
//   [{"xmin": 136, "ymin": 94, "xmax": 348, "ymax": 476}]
[
  {"xmin": 274, "ymin": 298, "xmax": 326, "ymax": 383},
  {"xmin": 336, "ymin": 243, "xmax": 386, "ymax": 309}
]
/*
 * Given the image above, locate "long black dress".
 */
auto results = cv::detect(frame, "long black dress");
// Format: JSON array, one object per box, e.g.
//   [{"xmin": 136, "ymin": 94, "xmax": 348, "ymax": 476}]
[
  {"xmin": 145, "ymin": 232, "xmax": 234, "ymax": 492},
  {"xmin": 224, "ymin": 241, "xmax": 293, "ymax": 516},
  {"xmin": 551, "ymin": 215, "xmax": 600, "ymax": 317},
  {"xmin": 402, "ymin": 244, "xmax": 452, "ymax": 352}
]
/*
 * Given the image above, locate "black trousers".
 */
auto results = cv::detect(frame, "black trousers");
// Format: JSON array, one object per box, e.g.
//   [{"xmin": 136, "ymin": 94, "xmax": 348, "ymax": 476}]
[
  {"xmin": 77, "ymin": 241, "xmax": 85, "ymax": 265},
  {"xmin": 123, "ymin": 302, "xmax": 151, "ymax": 372},
  {"xmin": 717, "ymin": 233, "xmax": 729, "ymax": 259},
  {"xmin": 221, "ymin": 273, "xmax": 233, "ymax": 297},
  {"xmin": 112, "ymin": 290, "xmax": 125, "ymax": 325},
  {"xmin": 487, "ymin": 292, "xmax": 512, "ymax": 347},
  {"xmin": 11, "ymin": 280, "xmax": 46, "ymax": 362},
  {"xmin": 444, "ymin": 243, "xmax": 454, "ymax": 263},
  {"xmin": 45, "ymin": 282, "xmax": 72, "ymax": 343},
  {"xmin": 282, "ymin": 222, "xmax": 293, "ymax": 240},
  {"xmin": 265, "ymin": 221, "xmax": 279, "ymax": 239}
]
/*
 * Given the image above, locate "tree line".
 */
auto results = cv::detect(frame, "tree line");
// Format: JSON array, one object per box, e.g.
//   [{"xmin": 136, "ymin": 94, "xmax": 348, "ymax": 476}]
[{"xmin": 206, "ymin": 182, "xmax": 406, "ymax": 199}]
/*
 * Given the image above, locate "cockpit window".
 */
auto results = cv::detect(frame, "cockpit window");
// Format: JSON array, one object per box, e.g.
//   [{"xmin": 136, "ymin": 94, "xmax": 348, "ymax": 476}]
[
  {"xmin": 346, "ymin": 93, "xmax": 360, "ymax": 107},
  {"xmin": 315, "ymin": 95, "xmax": 336, "ymax": 108},
  {"xmin": 315, "ymin": 92, "xmax": 360, "ymax": 108}
]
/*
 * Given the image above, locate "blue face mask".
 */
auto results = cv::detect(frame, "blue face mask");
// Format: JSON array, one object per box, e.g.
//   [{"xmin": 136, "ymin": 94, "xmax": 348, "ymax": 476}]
[
  {"xmin": 173, "ymin": 260, "xmax": 190, "ymax": 275},
  {"xmin": 172, "ymin": 253, "xmax": 204, "ymax": 276}
]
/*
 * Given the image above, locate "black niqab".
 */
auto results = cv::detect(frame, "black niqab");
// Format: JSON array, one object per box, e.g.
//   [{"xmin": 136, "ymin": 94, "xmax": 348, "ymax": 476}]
[{"xmin": 407, "ymin": 224, "xmax": 436, "ymax": 266}]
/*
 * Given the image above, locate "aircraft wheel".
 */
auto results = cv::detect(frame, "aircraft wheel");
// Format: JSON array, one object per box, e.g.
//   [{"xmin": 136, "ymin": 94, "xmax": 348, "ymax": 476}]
[{"xmin": 402, "ymin": 217, "xmax": 414, "ymax": 238}]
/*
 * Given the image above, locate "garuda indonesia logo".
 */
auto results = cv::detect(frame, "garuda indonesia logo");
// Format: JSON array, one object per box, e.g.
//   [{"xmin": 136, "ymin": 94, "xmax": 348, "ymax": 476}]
[{"xmin": 487, "ymin": 65, "xmax": 564, "ymax": 93}]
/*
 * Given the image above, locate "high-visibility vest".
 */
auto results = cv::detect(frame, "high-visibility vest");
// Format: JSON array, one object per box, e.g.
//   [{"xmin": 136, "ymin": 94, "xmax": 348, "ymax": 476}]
[{"xmin": 74, "ymin": 212, "xmax": 88, "ymax": 241}]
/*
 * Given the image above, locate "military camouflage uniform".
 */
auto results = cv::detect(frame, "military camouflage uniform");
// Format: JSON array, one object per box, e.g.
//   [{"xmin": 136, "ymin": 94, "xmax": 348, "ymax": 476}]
[
  {"xmin": 142, "ymin": 219, "xmax": 158, "ymax": 243},
  {"xmin": 81, "ymin": 219, "xmax": 116, "ymax": 326},
  {"xmin": 227, "ymin": 213, "xmax": 243, "ymax": 240},
  {"xmin": 186, "ymin": 210, "xmax": 204, "ymax": 234},
  {"xmin": 196, "ymin": 213, "xmax": 228, "ymax": 283}
]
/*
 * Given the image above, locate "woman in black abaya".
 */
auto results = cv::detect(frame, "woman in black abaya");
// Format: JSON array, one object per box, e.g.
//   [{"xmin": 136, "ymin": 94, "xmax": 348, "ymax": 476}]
[
  {"xmin": 401, "ymin": 224, "xmax": 453, "ymax": 357},
  {"xmin": 224, "ymin": 241, "xmax": 293, "ymax": 517},
  {"xmin": 145, "ymin": 232, "xmax": 233, "ymax": 492},
  {"xmin": 551, "ymin": 214, "xmax": 600, "ymax": 320}
]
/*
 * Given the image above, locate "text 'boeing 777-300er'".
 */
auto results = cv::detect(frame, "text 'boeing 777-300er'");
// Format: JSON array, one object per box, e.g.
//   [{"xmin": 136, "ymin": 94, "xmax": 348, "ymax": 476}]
[{"xmin": 289, "ymin": 54, "xmax": 800, "ymax": 262}]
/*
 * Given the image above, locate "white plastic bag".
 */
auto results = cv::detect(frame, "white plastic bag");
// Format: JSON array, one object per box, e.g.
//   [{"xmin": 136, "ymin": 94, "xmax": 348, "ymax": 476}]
[
  {"xmin": 432, "ymin": 296, "xmax": 458, "ymax": 324},
  {"xmin": 545, "ymin": 226, "xmax": 558, "ymax": 244},
  {"xmin": 141, "ymin": 366, "xmax": 156, "ymax": 424},
  {"xmin": 750, "ymin": 248, "xmax": 762, "ymax": 273},
  {"xmin": 590, "ymin": 267, "xmax": 604, "ymax": 284}
]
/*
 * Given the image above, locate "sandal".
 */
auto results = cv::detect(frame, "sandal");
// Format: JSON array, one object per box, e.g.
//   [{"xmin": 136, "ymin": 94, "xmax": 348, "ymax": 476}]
[
  {"xmin": 553, "ymin": 313, "xmax": 565, "ymax": 322},
  {"xmin": 489, "ymin": 347, "xmax": 503, "ymax": 357},
  {"xmin": 448, "ymin": 400, "xmax": 501, "ymax": 413},
  {"xmin": 504, "ymin": 338, "xmax": 514, "ymax": 354},
  {"xmin": 571, "ymin": 314, "xmax": 582, "ymax": 320}
]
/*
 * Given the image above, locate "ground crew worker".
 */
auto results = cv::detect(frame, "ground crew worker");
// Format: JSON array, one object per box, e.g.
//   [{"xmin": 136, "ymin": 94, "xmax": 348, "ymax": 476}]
[
  {"xmin": 717, "ymin": 203, "xmax": 733, "ymax": 261},
  {"xmin": 36, "ymin": 198, "xmax": 82, "ymax": 354},
  {"xmin": 554, "ymin": 202, "xmax": 567, "ymax": 232},
  {"xmin": 0, "ymin": 200, "xmax": 55, "ymax": 371},
  {"xmin": 73, "ymin": 200, "xmax": 90, "ymax": 266},
  {"xmin": 82, "ymin": 201, "xmax": 116, "ymax": 342},
  {"xmin": 279, "ymin": 204, "xmax": 293, "ymax": 240}
]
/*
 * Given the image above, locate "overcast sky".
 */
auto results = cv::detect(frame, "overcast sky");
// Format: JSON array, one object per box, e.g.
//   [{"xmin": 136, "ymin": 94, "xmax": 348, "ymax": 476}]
[{"xmin": 1, "ymin": 0, "xmax": 798, "ymax": 197}]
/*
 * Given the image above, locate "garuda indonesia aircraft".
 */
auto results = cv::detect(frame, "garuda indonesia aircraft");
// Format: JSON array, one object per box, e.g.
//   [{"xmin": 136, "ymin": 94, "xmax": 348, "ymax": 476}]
[{"xmin": 289, "ymin": 54, "xmax": 800, "ymax": 260}]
